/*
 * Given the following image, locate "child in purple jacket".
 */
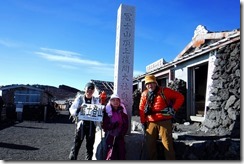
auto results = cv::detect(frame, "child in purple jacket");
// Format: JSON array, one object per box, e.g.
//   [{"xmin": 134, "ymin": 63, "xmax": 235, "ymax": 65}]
[{"xmin": 102, "ymin": 93, "xmax": 128, "ymax": 160}]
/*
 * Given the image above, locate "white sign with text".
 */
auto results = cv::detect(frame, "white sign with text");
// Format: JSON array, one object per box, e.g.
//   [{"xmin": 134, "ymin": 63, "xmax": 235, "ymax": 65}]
[{"xmin": 78, "ymin": 104, "xmax": 104, "ymax": 122}]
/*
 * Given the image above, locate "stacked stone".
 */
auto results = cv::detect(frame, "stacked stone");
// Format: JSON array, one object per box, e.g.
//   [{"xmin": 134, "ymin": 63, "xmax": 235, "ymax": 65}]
[
  {"xmin": 168, "ymin": 78, "xmax": 187, "ymax": 123},
  {"xmin": 201, "ymin": 41, "xmax": 240, "ymax": 138}
]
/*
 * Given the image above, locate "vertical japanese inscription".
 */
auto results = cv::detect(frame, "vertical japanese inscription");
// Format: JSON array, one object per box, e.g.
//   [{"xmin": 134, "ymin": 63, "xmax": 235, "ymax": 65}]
[{"xmin": 114, "ymin": 4, "xmax": 135, "ymax": 133}]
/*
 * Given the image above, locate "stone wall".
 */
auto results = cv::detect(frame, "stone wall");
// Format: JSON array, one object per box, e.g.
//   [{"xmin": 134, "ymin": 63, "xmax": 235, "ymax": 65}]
[
  {"xmin": 173, "ymin": 41, "xmax": 241, "ymax": 160},
  {"xmin": 200, "ymin": 41, "xmax": 240, "ymax": 138},
  {"xmin": 168, "ymin": 78, "xmax": 187, "ymax": 123}
]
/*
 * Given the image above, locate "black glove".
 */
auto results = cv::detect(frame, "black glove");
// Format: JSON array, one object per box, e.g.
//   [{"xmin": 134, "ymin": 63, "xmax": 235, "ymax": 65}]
[{"xmin": 162, "ymin": 107, "xmax": 175, "ymax": 116}]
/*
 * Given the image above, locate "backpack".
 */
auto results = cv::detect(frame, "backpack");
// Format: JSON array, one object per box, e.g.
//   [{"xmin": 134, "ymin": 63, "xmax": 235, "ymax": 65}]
[{"xmin": 144, "ymin": 88, "xmax": 175, "ymax": 116}]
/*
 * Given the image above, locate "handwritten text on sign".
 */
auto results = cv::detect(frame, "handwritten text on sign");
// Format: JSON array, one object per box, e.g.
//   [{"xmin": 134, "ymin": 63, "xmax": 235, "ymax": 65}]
[{"xmin": 78, "ymin": 104, "xmax": 105, "ymax": 122}]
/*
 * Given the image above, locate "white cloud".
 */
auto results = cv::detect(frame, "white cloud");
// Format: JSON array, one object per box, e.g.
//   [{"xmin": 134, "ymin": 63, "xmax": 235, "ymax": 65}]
[
  {"xmin": 36, "ymin": 47, "xmax": 144, "ymax": 78},
  {"xmin": 36, "ymin": 47, "xmax": 112, "ymax": 67},
  {"xmin": 35, "ymin": 47, "xmax": 115, "ymax": 77},
  {"xmin": 40, "ymin": 47, "xmax": 81, "ymax": 57},
  {"xmin": 0, "ymin": 39, "xmax": 21, "ymax": 48},
  {"xmin": 59, "ymin": 64, "xmax": 79, "ymax": 70}
]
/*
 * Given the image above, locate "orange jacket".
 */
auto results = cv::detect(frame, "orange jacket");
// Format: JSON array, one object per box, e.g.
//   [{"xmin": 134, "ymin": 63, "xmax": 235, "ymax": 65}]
[
  {"xmin": 139, "ymin": 87, "xmax": 184, "ymax": 123},
  {"xmin": 100, "ymin": 91, "xmax": 107, "ymax": 105}
]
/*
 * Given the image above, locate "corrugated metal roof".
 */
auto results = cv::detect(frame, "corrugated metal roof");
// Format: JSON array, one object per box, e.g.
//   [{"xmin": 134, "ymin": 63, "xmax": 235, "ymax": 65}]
[{"xmin": 91, "ymin": 79, "xmax": 114, "ymax": 96}]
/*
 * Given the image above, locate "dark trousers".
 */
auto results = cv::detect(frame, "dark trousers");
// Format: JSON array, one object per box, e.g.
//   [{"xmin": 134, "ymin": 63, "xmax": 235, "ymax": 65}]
[
  {"xmin": 107, "ymin": 135, "xmax": 126, "ymax": 160},
  {"xmin": 69, "ymin": 121, "xmax": 96, "ymax": 160}
]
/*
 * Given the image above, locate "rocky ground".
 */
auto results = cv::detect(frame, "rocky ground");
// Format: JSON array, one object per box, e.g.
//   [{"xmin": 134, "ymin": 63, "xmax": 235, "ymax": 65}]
[
  {"xmin": 0, "ymin": 114, "xmax": 240, "ymax": 160},
  {"xmin": 0, "ymin": 114, "xmax": 87, "ymax": 161},
  {"xmin": 0, "ymin": 114, "xmax": 194, "ymax": 161}
]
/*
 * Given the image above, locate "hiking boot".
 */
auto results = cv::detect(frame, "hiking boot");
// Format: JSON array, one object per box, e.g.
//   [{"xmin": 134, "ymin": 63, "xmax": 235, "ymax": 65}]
[{"xmin": 68, "ymin": 150, "xmax": 77, "ymax": 160}]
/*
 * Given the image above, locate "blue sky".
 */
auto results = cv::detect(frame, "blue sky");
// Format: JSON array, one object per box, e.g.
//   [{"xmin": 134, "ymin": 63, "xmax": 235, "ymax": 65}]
[{"xmin": 0, "ymin": 0, "xmax": 240, "ymax": 90}]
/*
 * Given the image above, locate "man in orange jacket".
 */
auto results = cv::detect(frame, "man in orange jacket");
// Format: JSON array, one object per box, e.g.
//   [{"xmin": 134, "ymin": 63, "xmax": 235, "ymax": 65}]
[{"xmin": 139, "ymin": 74, "xmax": 184, "ymax": 160}]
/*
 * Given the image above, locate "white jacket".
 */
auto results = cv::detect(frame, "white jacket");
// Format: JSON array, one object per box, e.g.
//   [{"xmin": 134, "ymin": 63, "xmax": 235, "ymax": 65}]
[{"xmin": 69, "ymin": 93, "xmax": 100, "ymax": 129}]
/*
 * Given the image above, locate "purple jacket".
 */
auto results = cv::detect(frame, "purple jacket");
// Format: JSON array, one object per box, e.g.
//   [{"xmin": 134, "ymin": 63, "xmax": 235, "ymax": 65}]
[{"xmin": 102, "ymin": 105, "xmax": 128, "ymax": 160}]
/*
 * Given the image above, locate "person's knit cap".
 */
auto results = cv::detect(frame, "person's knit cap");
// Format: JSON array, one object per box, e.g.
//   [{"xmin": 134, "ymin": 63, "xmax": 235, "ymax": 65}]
[
  {"xmin": 85, "ymin": 82, "xmax": 95, "ymax": 88},
  {"xmin": 110, "ymin": 93, "xmax": 120, "ymax": 101},
  {"xmin": 145, "ymin": 74, "xmax": 158, "ymax": 85}
]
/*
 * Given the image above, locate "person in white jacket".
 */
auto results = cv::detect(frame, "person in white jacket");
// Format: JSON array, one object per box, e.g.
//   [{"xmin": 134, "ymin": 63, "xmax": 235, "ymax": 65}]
[{"xmin": 68, "ymin": 82, "xmax": 99, "ymax": 160}]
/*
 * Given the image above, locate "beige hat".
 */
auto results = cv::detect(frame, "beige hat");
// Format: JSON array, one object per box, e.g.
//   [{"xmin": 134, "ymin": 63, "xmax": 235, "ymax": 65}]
[
  {"xmin": 145, "ymin": 75, "xmax": 157, "ymax": 85},
  {"xmin": 110, "ymin": 93, "xmax": 120, "ymax": 101}
]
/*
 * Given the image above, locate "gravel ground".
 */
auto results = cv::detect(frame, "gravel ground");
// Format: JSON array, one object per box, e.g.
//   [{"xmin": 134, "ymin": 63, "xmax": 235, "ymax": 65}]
[
  {"xmin": 0, "ymin": 115, "xmax": 147, "ymax": 161},
  {"xmin": 0, "ymin": 115, "xmax": 87, "ymax": 161},
  {"xmin": 0, "ymin": 114, "xmax": 203, "ymax": 161}
]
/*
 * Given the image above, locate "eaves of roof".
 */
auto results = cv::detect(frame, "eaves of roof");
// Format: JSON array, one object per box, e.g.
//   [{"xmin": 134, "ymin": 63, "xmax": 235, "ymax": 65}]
[
  {"xmin": 175, "ymin": 29, "xmax": 240, "ymax": 60},
  {"xmin": 91, "ymin": 79, "xmax": 114, "ymax": 95},
  {"xmin": 134, "ymin": 30, "xmax": 240, "ymax": 81},
  {"xmin": 172, "ymin": 30, "xmax": 240, "ymax": 65},
  {"xmin": 0, "ymin": 84, "xmax": 44, "ymax": 92}
]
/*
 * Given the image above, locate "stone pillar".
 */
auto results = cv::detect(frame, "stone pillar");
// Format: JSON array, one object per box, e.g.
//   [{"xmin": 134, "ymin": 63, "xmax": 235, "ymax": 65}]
[{"xmin": 114, "ymin": 4, "xmax": 135, "ymax": 133}]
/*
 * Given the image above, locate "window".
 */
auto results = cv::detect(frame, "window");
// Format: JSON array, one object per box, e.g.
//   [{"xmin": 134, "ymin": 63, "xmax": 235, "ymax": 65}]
[{"xmin": 14, "ymin": 90, "xmax": 41, "ymax": 104}]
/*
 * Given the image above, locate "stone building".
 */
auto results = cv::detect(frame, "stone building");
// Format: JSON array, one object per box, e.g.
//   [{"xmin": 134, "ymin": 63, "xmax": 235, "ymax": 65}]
[{"xmin": 133, "ymin": 25, "xmax": 240, "ymax": 128}]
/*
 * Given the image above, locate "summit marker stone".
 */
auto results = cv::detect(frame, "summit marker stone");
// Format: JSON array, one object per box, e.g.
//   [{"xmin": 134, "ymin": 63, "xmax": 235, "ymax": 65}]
[{"xmin": 114, "ymin": 4, "xmax": 135, "ymax": 133}]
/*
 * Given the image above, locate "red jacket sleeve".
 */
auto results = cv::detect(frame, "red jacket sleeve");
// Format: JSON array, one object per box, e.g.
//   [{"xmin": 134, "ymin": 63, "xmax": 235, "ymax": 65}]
[
  {"xmin": 163, "ymin": 87, "xmax": 184, "ymax": 112},
  {"xmin": 139, "ymin": 91, "xmax": 148, "ymax": 124}
]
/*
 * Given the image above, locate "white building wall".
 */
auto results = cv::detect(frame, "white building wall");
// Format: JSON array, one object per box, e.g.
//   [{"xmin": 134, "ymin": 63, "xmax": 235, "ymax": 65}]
[
  {"xmin": 175, "ymin": 67, "xmax": 188, "ymax": 82},
  {"xmin": 174, "ymin": 53, "xmax": 210, "ymax": 84}
]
